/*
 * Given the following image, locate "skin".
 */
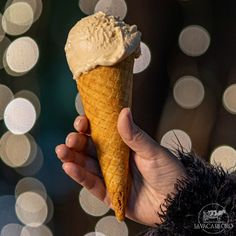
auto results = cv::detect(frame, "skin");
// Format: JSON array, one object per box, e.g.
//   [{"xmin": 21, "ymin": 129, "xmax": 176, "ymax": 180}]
[{"xmin": 55, "ymin": 108, "xmax": 186, "ymax": 226}]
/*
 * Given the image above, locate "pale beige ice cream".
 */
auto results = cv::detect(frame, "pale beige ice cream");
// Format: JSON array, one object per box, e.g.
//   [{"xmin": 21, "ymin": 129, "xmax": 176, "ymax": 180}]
[{"xmin": 65, "ymin": 11, "xmax": 141, "ymax": 79}]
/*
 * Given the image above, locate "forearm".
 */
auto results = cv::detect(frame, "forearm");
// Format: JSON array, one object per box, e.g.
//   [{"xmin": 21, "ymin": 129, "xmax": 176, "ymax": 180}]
[{"xmin": 144, "ymin": 151, "xmax": 236, "ymax": 236}]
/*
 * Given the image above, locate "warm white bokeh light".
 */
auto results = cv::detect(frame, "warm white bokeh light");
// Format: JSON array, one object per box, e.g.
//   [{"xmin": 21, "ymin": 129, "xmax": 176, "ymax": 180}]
[
  {"xmin": 0, "ymin": 84, "xmax": 13, "ymax": 120},
  {"xmin": 133, "ymin": 42, "xmax": 151, "ymax": 74},
  {"xmin": 15, "ymin": 192, "xmax": 48, "ymax": 227},
  {"xmin": 173, "ymin": 76, "xmax": 205, "ymax": 109},
  {"xmin": 223, "ymin": 84, "xmax": 236, "ymax": 115},
  {"xmin": 2, "ymin": 2, "xmax": 34, "ymax": 36},
  {"xmin": 79, "ymin": 187, "xmax": 109, "ymax": 216},
  {"xmin": 210, "ymin": 146, "xmax": 236, "ymax": 173},
  {"xmin": 0, "ymin": 131, "xmax": 31, "ymax": 168},
  {"xmin": 179, "ymin": 25, "xmax": 210, "ymax": 57},
  {"xmin": 95, "ymin": 216, "xmax": 128, "ymax": 236},
  {"xmin": 15, "ymin": 177, "xmax": 47, "ymax": 200},
  {"xmin": 161, "ymin": 129, "xmax": 192, "ymax": 153},
  {"xmin": 45, "ymin": 196, "xmax": 54, "ymax": 224},
  {"xmin": 75, "ymin": 92, "xmax": 85, "ymax": 115},
  {"xmin": 0, "ymin": 14, "xmax": 5, "ymax": 41},
  {"xmin": 15, "ymin": 90, "xmax": 41, "ymax": 119},
  {"xmin": 5, "ymin": 37, "xmax": 39, "ymax": 73},
  {"xmin": 95, "ymin": 0, "xmax": 127, "ymax": 20},
  {"xmin": 0, "ymin": 223, "xmax": 23, "ymax": 236},
  {"xmin": 0, "ymin": 36, "xmax": 11, "ymax": 69},
  {"xmin": 84, "ymin": 232, "xmax": 106, "ymax": 236},
  {"xmin": 4, "ymin": 98, "xmax": 36, "ymax": 135},
  {"xmin": 21, "ymin": 225, "xmax": 53, "ymax": 236},
  {"xmin": 79, "ymin": 0, "xmax": 99, "ymax": 15}
]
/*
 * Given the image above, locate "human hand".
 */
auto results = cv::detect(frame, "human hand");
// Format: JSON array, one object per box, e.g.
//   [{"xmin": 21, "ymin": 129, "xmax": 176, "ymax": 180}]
[{"xmin": 55, "ymin": 108, "xmax": 186, "ymax": 226}]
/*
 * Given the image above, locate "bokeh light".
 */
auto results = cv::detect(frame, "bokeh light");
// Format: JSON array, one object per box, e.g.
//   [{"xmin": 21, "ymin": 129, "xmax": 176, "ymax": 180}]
[
  {"xmin": 4, "ymin": 98, "xmax": 36, "ymax": 135},
  {"xmin": 75, "ymin": 92, "xmax": 85, "ymax": 115},
  {"xmin": 133, "ymin": 42, "xmax": 151, "ymax": 74},
  {"xmin": 21, "ymin": 225, "xmax": 53, "ymax": 236},
  {"xmin": 15, "ymin": 144, "xmax": 44, "ymax": 176},
  {"xmin": 45, "ymin": 196, "xmax": 54, "ymax": 224},
  {"xmin": 84, "ymin": 232, "xmax": 106, "ymax": 236},
  {"xmin": 0, "ymin": 84, "xmax": 14, "ymax": 120},
  {"xmin": 15, "ymin": 90, "xmax": 41, "ymax": 119},
  {"xmin": 79, "ymin": 187, "xmax": 109, "ymax": 217},
  {"xmin": 0, "ymin": 131, "xmax": 32, "ymax": 168},
  {"xmin": 173, "ymin": 76, "xmax": 205, "ymax": 109},
  {"xmin": 160, "ymin": 129, "xmax": 192, "ymax": 153},
  {"xmin": 2, "ymin": 2, "xmax": 34, "ymax": 36},
  {"xmin": 15, "ymin": 177, "xmax": 47, "ymax": 200},
  {"xmin": 95, "ymin": 216, "xmax": 128, "ymax": 236},
  {"xmin": 0, "ymin": 223, "xmax": 23, "ymax": 236},
  {"xmin": 95, "ymin": 0, "xmax": 127, "ymax": 20},
  {"xmin": 0, "ymin": 36, "xmax": 11, "ymax": 69},
  {"xmin": 179, "ymin": 25, "xmax": 210, "ymax": 57},
  {"xmin": 210, "ymin": 146, "xmax": 236, "ymax": 173},
  {"xmin": 222, "ymin": 84, "xmax": 236, "ymax": 114},
  {"xmin": 5, "ymin": 37, "xmax": 39, "ymax": 73},
  {"xmin": 15, "ymin": 191, "xmax": 48, "ymax": 227},
  {"xmin": 0, "ymin": 14, "xmax": 5, "ymax": 41},
  {"xmin": 79, "ymin": 0, "xmax": 99, "ymax": 15}
]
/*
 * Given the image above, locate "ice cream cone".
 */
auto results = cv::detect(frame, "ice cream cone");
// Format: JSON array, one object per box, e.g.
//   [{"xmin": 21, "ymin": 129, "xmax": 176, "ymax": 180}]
[{"xmin": 76, "ymin": 54, "xmax": 135, "ymax": 221}]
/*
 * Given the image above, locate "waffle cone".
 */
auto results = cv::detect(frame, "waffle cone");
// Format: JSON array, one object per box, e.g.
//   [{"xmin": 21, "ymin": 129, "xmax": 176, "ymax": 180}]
[{"xmin": 76, "ymin": 55, "xmax": 134, "ymax": 221}]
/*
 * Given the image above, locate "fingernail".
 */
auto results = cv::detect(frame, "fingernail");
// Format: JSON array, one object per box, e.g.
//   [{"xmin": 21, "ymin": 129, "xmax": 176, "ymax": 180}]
[
  {"xmin": 75, "ymin": 118, "xmax": 82, "ymax": 131},
  {"xmin": 127, "ymin": 108, "xmax": 133, "ymax": 126},
  {"xmin": 65, "ymin": 134, "xmax": 71, "ymax": 145}
]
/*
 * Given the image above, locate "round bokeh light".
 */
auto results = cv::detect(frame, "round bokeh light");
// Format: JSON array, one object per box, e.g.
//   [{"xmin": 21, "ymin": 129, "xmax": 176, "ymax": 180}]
[
  {"xmin": 173, "ymin": 76, "xmax": 205, "ymax": 109},
  {"xmin": 0, "ymin": 14, "xmax": 5, "ymax": 41},
  {"xmin": 0, "ymin": 223, "xmax": 23, "ymax": 236},
  {"xmin": 95, "ymin": 216, "xmax": 128, "ymax": 236},
  {"xmin": 79, "ymin": 0, "xmax": 99, "ymax": 15},
  {"xmin": 75, "ymin": 92, "xmax": 85, "ymax": 115},
  {"xmin": 79, "ymin": 187, "xmax": 109, "ymax": 216},
  {"xmin": 179, "ymin": 25, "xmax": 210, "ymax": 57},
  {"xmin": 15, "ymin": 191, "xmax": 48, "ymax": 227},
  {"xmin": 95, "ymin": 0, "xmax": 127, "ymax": 20},
  {"xmin": 0, "ymin": 36, "xmax": 11, "ymax": 69},
  {"xmin": 4, "ymin": 98, "xmax": 36, "ymax": 135},
  {"xmin": 5, "ymin": 37, "xmax": 39, "ymax": 73},
  {"xmin": 210, "ymin": 146, "xmax": 236, "ymax": 173},
  {"xmin": 160, "ymin": 129, "xmax": 192, "ymax": 153},
  {"xmin": 0, "ymin": 84, "xmax": 14, "ymax": 120},
  {"xmin": 21, "ymin": 225, "xmax": 53, "ymax": 236},
  {"xmin": 2, "ymin": 2, "xmax": 34, "ymax": 36},
  {"xmin": 133, "ymin": 42, "xmax": 151, "ymax": 74},
  {"xmin": 223, "ymin": 84, "xmax": 236, "ymax": 115},
  {"xmin": 84, "ymin": 232, "xmax": 106, "ymax": 236}
]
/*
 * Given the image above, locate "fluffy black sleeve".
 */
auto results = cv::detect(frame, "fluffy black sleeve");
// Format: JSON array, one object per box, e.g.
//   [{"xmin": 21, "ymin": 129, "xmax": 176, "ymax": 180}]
[{"xmin": 141, "ymin": 151, "xmax": 236, "ymax": 236}]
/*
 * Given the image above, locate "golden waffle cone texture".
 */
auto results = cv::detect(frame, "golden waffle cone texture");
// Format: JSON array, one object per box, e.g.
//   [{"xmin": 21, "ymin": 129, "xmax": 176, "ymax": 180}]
[{"xmin": 76, "ymin": 55, "xmax": 134, "ymax": 221}]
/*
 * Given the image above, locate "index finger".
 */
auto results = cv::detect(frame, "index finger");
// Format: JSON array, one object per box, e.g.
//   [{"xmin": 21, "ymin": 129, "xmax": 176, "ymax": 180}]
[{"xmin": 74, "ymin": 115, "xmax": 89, "ymax": 133}]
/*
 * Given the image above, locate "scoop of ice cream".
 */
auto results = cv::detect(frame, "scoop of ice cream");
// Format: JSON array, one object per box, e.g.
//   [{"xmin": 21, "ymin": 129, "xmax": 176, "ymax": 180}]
[{"xmin": 65, "ymin": 11, "xmax": 141, "ymax": 79}]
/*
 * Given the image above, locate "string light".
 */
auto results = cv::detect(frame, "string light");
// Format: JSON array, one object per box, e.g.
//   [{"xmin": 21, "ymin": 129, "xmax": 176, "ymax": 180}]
[
  {"xmin": 222, "ymin": 84, "xmax": 236, "ymax": 114},
  {"xmin": 179, "ymin": 25, "xmax": 210, "ymax": 57},
  {"xmin": 4, "ymin": 98, "xmax": 37, "ymax": 135},
  {"xmin": 173, "ymin": 76, "xmax": 205, "ymax": 109},
  {"xmin": 133, "ymin": 42, "xmax": 151, "ymax": 74},
  {"xmin": 160, "ymin": 129, "xmax": 192, "ymax": 153},
  {"xmin": 95, "ymin": 0, "xmax": 127, "ymax": 20},
  {"xmin": 79, "ymin": 187, "xmax": 109, "ymax": 216},
  {"xmin": 210, "ymin": 146, "xmax": 236, "ymax": 173}
]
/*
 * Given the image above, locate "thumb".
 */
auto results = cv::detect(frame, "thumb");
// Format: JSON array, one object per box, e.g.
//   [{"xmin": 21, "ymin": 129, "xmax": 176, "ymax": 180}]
[{"xmin": 117, "ymin": 108, "xmax": 162, "ymax": 159}]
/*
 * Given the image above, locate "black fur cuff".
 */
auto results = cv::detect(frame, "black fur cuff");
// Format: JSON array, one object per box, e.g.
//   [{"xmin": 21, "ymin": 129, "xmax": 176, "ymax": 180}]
[{"xmin": 142, "ymin": 151, "xmax": 236, "ymax": 236}]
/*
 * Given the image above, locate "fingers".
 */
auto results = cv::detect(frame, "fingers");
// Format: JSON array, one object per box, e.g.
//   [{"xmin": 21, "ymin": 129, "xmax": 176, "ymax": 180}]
[
  {"xmin": 62, "ymin": 162, "xmax": 110, "ymax": 205},
  {"xmin": 117, "ymin": 108, "xmax": 164, "ymax": 160},
  {"xmin": 66, "ymin": 132, "xmax": 87, "ymax": 152},
  {"xmin": 55, "ymin": 144, "xmax": 100, "ymax": 176},
  {"xmin": 74, "ymin": 115, "xmax": 89, "ymax": 133}
]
